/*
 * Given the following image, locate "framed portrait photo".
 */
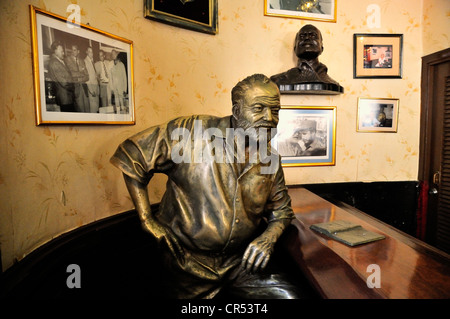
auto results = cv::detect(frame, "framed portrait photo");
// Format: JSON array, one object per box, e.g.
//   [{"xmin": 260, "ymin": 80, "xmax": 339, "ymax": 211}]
[
  {"xmin": 264, "ymin": 0, "xmax": 337, "ymax": 23},
  {"xmin": 30, "ymin": 6, "xmax": 135, "ymax": 125},
  {"xmin": 274, "ymin": 106, "xmax": 336, "ymax": 167},
  {"xmin": 354, "ymin": 33, "xmax": 403, "ymax": 78},
  {"xmin": 357, "ymin": 98, "xmax": 399, "ymax": 133},
  {"xmin": 144, "ymin": 0, "xmax": 218, "ymax": 35}
]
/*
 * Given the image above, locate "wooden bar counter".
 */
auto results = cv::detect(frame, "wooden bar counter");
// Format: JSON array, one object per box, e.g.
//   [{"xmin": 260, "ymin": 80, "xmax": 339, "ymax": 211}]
[{"xmin": 284, "ymin": 187, "xmax": 450, "ymax": 299}]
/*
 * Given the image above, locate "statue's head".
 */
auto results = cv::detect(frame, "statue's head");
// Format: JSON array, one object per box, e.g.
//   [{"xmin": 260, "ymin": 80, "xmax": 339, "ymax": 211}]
[
  {"xmin": 231, "ymin": 74, "xmax": 280, "ymax": 140},
  {"xmin": 294, "ymin": 24, "xmax": 323, "ymax": 60}
]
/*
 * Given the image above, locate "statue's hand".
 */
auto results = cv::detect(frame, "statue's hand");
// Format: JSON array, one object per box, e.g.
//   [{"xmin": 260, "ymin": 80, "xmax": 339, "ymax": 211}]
[
  {"xmin": 241, "ymin": 232, "xmax": 276, "ymax": 273},
  {"xmin": 145, "ymin": 219, "xmax": 185, "ymax": 265}
]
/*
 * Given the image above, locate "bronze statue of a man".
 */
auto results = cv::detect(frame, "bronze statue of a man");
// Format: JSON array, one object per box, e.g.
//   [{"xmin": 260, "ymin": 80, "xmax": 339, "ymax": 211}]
[
  {"xmin": 110, "ymin": 74, "xmax": 301, "ymax": 299},
  {"xmin": 271, "ymin": 24, "xmax": 342, "ymax": 92}
]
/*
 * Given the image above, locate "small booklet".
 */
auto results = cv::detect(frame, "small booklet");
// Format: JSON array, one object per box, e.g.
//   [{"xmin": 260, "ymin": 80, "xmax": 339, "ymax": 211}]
[{"xmin": 310, "ymin": 220, "xmax": 385, "ymax": 246}]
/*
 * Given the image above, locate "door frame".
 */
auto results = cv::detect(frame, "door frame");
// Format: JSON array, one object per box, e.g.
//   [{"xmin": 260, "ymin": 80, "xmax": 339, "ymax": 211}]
[
  {"xmin": 418, "ymin": 48, "xmax": 450, "ymax": 243},
  {"xmin": 419, "ymin": 48, "xmax": 450, "ymax": 180}
]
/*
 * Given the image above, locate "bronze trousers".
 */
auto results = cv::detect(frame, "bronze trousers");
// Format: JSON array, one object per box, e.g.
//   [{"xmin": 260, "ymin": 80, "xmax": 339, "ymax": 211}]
[{"xmin": 158, "ymin": 243, "xmax": 302, "ymax": 299}]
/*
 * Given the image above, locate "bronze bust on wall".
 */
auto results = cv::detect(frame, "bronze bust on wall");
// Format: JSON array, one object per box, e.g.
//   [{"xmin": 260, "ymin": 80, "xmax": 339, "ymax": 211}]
[{"xmin": 271, "ymin": 24, "xmax": 343, "ymax": 94}]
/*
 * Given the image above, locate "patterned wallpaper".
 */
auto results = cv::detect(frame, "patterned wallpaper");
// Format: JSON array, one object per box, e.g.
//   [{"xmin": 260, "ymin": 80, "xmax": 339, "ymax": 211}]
[{"xmin": 0, "ymin": 0, "xmax": 449, "ymax": 270}]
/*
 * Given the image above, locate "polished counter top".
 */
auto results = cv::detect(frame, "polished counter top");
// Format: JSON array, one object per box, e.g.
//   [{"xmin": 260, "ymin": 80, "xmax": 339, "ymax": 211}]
[{"xmin": 285, "ymin": 187, "xmax": 450, "ymax": 299}]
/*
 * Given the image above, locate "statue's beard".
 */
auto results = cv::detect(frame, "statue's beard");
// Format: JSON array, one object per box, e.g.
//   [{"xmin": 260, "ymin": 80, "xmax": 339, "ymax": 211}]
[{"xmin": 235, "ymin": 117, "xmax": 276, "ymax": 143}]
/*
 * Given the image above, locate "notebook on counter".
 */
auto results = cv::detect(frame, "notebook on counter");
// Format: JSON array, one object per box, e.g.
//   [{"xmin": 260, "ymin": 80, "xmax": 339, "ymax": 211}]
[{"xmin": 310, "ymin": 220, "xmax": 385, "ymax": 246}]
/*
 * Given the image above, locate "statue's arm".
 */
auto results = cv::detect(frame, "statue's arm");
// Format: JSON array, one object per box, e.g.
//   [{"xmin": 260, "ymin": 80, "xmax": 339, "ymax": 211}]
[{"xmin": 123, "ymin": 173, "xmax": 185, "ymax": 263}]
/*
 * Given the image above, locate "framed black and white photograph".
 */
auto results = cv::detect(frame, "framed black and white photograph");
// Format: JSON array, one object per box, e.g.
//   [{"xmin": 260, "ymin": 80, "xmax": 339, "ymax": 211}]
[
  {"xmin": 357, "ymin": 98, "xmax": 399, "ymax": 133},
  {"xmin": 144, "ymin": 0, "xmax": 218, "ymax": 35},
  {"xmin": 354, "ymin": 34, "xmax": 403, "ymax": 78},
  {"xmin": 30, "ymin": 6, "xmax": 135, "ymax": 125},
  {"xmin": 264, "ymin": 0, "xmax": 337, "ymax": 23},
  {"xmin": 274, "ymin": 106, "xmax": 336, "ymax": 167}
]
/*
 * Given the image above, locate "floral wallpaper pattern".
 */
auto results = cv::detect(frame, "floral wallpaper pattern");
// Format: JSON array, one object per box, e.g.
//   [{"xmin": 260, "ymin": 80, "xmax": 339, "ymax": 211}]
[{"xmin": 0, "ymin": 0, "xmax": 449, "ymax": 270}]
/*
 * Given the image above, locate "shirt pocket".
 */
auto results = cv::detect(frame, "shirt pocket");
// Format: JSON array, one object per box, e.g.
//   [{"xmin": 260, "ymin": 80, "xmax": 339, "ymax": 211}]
[{"xmin": 241, "ymin": 173, "xmax": 274, "ymax": 214}]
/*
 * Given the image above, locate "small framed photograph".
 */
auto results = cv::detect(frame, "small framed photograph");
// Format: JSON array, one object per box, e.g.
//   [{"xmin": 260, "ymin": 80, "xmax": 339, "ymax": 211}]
[
  {"xmin": 357, "ymin": 98, "xmax": 399, "ymax": 133},
  {"xmin": 354, "ymin": 33, "xmax": 403, "ymax": 78},
  {"xmin": 274, "ymin": 106, "xmax": 336, "ymax": 167},
  {"xmin": 30, "ymin": 6, "xmax": 135, "ymax": 125},
  {"xmin": 264, "ymin": 0, "xmax": 337, "ymax": 23},
  {"xmin": 144, "ymin": 0, "xmax": 218, "ymax": 35}
]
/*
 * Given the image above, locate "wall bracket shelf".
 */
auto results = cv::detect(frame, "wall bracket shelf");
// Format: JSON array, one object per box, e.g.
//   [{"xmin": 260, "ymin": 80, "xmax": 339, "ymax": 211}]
[{"xmin": 278, "ymin": 82, "xmax": 344, "ymax": 95}]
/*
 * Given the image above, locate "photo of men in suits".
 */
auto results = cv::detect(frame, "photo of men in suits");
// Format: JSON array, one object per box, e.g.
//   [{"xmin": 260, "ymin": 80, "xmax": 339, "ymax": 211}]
[{"xmin": 42, "ymin": 26, "xmax": 129, "ymax": 115}]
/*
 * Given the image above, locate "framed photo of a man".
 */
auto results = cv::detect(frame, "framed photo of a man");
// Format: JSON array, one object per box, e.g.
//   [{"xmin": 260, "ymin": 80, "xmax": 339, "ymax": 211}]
[
  {"xmin": 264, "ymin": 0, "xmax": 337, "ymax": 23},
  {"xmin": 354, "ymin": 34, "xmax": 403, "ymax": 78},
  {"xmin": 30, "ymin": 6, "xmax": 135, "ymax": 125},
  {"xmin": 357, "ymin": 98, "xmax": 399, "ymax": 133},
  {"xmin": 274, "ymin": 106, "xmax": 336, "ymax": 167},
  {"xmin": 144, "ymin": 0, "xmax": 218, "ymax": 35}
]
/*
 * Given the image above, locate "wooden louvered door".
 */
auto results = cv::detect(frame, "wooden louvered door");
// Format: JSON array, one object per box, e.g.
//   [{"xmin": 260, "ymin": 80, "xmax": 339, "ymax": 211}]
[
  {"xmin": 419, "ymin": 48, "xmax": 450, "ymax": 253},
  {"xmin": 436, "ymin": 75, "xmax": 450, "ymax": 253}
]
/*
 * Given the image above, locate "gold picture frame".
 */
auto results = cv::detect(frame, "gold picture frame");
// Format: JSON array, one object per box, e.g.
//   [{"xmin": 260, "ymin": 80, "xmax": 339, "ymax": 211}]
[
  {"xmin": 144, "ymin": 0, "xmax": 218, "ymax": 35},
  {"xmin": 274, "ymin": 106, "xmax": 336, "ymax": 167},
  {"xmin": 264, "ymin": 0, "xmax": 337, "ymax": 23},
  {"xmin": 353, "ymin": 33, "xmax": 403, "ymax": 78},
  {"xmin": 357, "ymin": 98, "xmax": 399, "ymax": 133},
  {"xmin": 30, "ymin": 6, "xmax": 135, "ymax": 125}
]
